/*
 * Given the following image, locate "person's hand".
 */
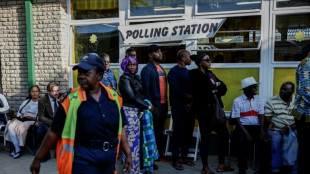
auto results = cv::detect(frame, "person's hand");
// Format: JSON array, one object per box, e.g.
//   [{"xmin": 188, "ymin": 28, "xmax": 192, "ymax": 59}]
[
  {"xmin": 282, "ymin": 125, "xmax": 290, "ymax": 135},
  {"xmin": 260, "ymin": 130, "xmax": 270, "ymax": 142},
  {"xmin": 19, "ymin": 115, "xmax": 24, "ymax": 119},
  {"xmin": 30, "ymin": 158, "xmax": 41, "ymax": 174},
  {"xmin": 268, "ymin": 122, "xmax": 275, "ymax": 131},
  {"xmin": 123, "ymin": 154, "xmax": 133, "ymax": 173},
  {"xmin": 212, "ymin": 89, "xmax": 218, "ymax": 94}
]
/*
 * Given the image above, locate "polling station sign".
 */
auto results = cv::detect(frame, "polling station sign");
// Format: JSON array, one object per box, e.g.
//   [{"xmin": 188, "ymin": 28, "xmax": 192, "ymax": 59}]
[{"xmin": 118, "ymin": 19, "xmax": 226, "ymax": 44}]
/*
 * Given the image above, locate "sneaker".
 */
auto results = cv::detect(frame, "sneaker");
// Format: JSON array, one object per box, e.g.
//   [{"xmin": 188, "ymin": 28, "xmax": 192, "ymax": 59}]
[
  {"xmin": 12, "ymin": 151, "xmax": 21, "ymax": 159},
  {"xmin": 10, "ymin": 151, "xmax": 15, "ymax": 156}
]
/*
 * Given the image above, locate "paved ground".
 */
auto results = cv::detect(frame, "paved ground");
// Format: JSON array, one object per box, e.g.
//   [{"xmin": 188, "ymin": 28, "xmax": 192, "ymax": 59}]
[{"xmin": 0, "ymin": 143, "xmax": 259, "ymax": 174}]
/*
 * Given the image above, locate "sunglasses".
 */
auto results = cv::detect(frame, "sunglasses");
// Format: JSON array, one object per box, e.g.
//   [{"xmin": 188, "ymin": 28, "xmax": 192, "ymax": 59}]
[{"xmin": 201, "ymin": 59, "xmax": 212, "ymax": 63}]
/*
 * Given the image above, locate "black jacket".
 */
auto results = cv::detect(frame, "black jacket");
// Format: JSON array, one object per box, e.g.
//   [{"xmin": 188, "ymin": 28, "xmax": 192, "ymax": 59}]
[
  {"xmin": 119, "ymin": 74, "xmax": 150, "ymax": 111},
  {"xmin": 189, "ymin": 69, "xmax": 227, "ymax": 110},
  {"xmin": 141, "ymin": 61, "xmax": 167, "ymax": 106},
  {"xmin": 38, "ymin": 94, "xmax": 54, "ymax": 126}
]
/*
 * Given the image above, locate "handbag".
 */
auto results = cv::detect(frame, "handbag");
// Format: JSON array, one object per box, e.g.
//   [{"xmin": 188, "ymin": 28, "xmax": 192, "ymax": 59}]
[
  {"xmin": 282, "ymin": 127, "xmax": 298, "ymax": 166},
  {"xmin": 213, "ymin": 93, "xmax": 226, "ymax": 124}
]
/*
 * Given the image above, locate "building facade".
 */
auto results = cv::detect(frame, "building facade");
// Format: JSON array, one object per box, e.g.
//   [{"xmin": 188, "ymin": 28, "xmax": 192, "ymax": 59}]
[{"xmin": 0, "ymin": 0, "xmax": 309, "ymax": 111}]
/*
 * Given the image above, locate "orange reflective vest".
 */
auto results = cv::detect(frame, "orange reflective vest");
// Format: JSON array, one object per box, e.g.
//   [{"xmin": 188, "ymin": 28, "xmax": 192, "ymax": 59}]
[{"xmin": 56, "ymin": 82, "xmax": 123, "ymax": 174}]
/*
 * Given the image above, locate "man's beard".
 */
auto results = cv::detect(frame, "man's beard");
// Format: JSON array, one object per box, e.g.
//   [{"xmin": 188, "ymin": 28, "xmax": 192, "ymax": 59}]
[{"xmin": 153, "ymin": 57, "xmax": 161, "ymax": 63}]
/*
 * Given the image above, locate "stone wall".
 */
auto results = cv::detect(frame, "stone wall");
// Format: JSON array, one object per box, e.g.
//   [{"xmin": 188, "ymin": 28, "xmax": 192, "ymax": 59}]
[{"xmin": 0, "ymin": 0, "xmax": 69, "ymax": 111}]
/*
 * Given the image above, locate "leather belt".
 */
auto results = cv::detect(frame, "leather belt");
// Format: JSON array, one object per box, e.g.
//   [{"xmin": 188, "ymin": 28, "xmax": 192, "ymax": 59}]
[{"xmin": 76, "ymin": 140, "xmax": 118, "ymax": 151}]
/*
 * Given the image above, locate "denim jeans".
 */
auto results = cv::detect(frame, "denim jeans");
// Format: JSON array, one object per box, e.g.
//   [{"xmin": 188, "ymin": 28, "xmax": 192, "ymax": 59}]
[
  {"xmin": 37, "ymin": 123, "xmax": 51, "ymax": 160},
  {"xmin": 267, "ymin": 129, "xmax": 298, "ymax": 173}
]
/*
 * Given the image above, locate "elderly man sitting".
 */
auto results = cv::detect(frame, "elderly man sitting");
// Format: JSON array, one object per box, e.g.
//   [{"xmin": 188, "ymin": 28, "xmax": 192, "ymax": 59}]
[{"xmin": 265, "ymin": 82, "xmax": 298, "ymax": 174}]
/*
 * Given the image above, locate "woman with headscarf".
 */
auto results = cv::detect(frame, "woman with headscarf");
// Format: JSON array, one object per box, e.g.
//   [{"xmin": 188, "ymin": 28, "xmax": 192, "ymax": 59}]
[
  {"xmin": 119, "ymin": 56, "xmax": 157, "ymax": 174},
  {"xmin": 189, "ymin": 54, "xmax": 233, "ymax": 174}
]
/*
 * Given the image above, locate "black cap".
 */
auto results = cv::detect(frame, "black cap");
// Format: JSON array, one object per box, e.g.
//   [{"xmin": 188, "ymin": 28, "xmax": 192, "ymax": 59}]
[
  {"xmin": 73, "ymin": 53, "xmax": 105, "ymax": 71},
  {"xmin": 148, "ymin": 44, "xmax": 160, "ymax": 54},
  {"xmin": 190, "ymin": 54, "xmax": 206, "ymax": 66}
]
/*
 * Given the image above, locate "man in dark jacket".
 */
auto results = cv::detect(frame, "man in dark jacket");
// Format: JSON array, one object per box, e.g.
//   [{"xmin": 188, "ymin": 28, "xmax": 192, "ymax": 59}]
[
  {"xmin": 168, "ymin": 50, "xmax": 195, "ymax": 170},
  {"xmin": 141, "ymin": 45, "xmax": 168, "ymax": 161},
  {"xmin": 37, "ymin": 81, "xmax": 60, "ymax": 162}
]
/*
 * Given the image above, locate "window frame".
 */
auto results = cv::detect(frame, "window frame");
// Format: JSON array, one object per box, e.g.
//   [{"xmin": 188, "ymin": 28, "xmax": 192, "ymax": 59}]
[
  {"xmin": 127, "ymin": 0, "xmax": 187, "ymax": 19},
  {"xmin": 194, "ymin": 0, "xmax": 262, "ymax": 16},
  {"xmin": 270, "ymin": 9, "xmax": 310, "ymax": 64},
  {"xmin": 273, "ymin": 0, "xmax": 310, "ymax": 10}
]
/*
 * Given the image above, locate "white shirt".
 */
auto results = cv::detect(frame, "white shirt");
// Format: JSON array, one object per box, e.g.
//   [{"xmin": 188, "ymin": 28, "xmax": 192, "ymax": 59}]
[
  {"xmin": 17, "ymin": 99, "xmax": 38, "ymax": 118},
  {"xmin": 48, "ymin": 95, "xmax": 59, "ymax": 116},
  {"xmin": 232, "ymin": 93, "xmax": 265, "ymax": 125}
]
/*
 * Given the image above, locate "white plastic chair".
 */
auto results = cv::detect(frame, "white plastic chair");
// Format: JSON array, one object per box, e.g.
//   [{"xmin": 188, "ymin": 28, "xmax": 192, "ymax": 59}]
[
  {"xmin": 164, "ymin": 115, "xmax": 173, "ymax": 157},
  {"xmin": 187, "ymin": 125, "xmax": 201, "ymax": 161},
  {"xmin": 164, "ymin": 117, "xmax": 201, "ymax": 162}
]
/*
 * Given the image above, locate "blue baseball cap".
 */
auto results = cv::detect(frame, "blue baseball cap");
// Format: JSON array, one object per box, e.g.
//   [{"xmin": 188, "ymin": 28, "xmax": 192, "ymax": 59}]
[{"xmin": 73, "ymin": 53, "xmax": 105, "ymax": 71}]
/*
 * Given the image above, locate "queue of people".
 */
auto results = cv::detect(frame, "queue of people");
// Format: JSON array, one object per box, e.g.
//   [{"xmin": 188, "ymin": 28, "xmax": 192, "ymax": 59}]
[{"xmin": 0, "ymin": 45, "xmax": 308, "ymax": 174}]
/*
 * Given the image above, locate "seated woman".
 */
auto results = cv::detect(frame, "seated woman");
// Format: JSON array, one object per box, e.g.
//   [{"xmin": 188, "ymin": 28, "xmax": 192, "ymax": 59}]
[
  {"xmin": 5, "ymin": 85, "xmax": 40, "ymax": 158},
  {"xmin": 119, "ymin": 56, "xmax": 155, "ymax": 174}
]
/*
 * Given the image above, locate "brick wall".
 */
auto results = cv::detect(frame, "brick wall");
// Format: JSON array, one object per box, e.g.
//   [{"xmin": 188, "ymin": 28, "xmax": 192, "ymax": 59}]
[{"xmin": 0, "ymin": 0, "xmax": 69, "ymax": 111}]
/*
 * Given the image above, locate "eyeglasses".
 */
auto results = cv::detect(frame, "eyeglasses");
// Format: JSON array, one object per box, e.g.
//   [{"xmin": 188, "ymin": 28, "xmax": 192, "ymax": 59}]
[{"xmin": 201, "ymin": 59, "xmax": 212, "ymax": 63}]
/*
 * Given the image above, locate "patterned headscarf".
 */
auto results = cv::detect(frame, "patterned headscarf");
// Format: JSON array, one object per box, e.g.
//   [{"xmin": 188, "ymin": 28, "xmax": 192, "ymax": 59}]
[{"xmin": 121, "ymin": 56, "xmax": 139, "ymax": 74}]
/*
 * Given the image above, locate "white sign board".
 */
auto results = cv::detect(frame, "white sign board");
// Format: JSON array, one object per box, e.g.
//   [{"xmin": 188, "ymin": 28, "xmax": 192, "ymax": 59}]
[{"xmin": 118, "ymin": 19, "xmax": 226, "ymax": 44}]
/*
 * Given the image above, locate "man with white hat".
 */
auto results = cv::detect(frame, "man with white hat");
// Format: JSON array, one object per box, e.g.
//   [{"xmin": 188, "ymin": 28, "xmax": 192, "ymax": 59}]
[{"xmin": 231, "ymin": 77, "xmax": 270, "ymax": 174}]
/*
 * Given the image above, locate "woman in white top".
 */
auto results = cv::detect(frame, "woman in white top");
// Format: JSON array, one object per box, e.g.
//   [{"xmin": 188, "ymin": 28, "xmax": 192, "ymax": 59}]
[{"xmin": 5, "ymin": 85, "xmax": 40, "ymax": 159}]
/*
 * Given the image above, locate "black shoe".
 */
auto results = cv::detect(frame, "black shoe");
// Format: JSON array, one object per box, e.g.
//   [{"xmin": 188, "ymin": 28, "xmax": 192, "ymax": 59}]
[
  {"xmin": 239, "ymin": 170, "xmax": 246, "ymax": 174},
  {"xmin": 153, "ymin": 162, "xmax": 158, "ymax": 170}
]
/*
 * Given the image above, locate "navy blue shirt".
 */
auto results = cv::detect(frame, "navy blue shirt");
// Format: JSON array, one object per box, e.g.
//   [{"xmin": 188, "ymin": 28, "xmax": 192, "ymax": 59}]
[
  {"xmin": 51, "ymin": 86, "xmax": 127, "ymax": 143},
  {"xmin": 168, "ymin": 65, "xmax": 192, "ymax": 107}
]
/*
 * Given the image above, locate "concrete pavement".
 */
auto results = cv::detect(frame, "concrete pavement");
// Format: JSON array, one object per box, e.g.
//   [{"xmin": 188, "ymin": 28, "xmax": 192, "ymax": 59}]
[{"xmin": 0, "ymin": 144, "xmax": 258, "ymax": 174}]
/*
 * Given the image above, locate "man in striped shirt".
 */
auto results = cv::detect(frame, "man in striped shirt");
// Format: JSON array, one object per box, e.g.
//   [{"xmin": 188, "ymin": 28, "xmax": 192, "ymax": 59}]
[
  {"xmin": 265, "ymin": 82, "xmax": 297, "ymax": 173},
  {"xmin": 231, "ymin": 77, "xmax": 270, "ymax": 174}
]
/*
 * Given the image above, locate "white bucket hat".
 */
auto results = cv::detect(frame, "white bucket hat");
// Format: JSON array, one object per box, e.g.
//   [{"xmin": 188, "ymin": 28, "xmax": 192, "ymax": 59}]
[{"xmin": 241, "ymin": 77, "xmax": 259, "ymax": 89}]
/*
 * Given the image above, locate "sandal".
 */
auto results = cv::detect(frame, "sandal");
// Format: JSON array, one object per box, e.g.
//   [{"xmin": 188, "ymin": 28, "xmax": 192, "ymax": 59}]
[
  {"xmin": 201, "ymin": 165, "xmax": 215, "ymax": 174},
  {"xmin": 180, "ymin": 158, "xmax": 195, "ymax": 166},
  {"xmin": 172, "ymin": 161, "xmax": 184, "ymax": 170},
  {"xmin": 216, "ymin": 166, "xmax": 235, "ymax": 173}
]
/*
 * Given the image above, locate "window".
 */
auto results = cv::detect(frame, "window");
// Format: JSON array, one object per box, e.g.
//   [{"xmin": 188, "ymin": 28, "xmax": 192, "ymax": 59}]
[
  {"xmin": 211, "ymin": 68, "xmax": 259, "ymax": 111},
  {"xmin": 197, "ymin": 16, "xmax": 261, "ymax": 63},
  {"xmin": 72, "ymin": 24, "xmax": 120, "ymax": 64},
  {"xmin": 71, "ymin": 0, "xmax": 119, "ymax": 20},
  {"xmin": 129, "ymin": 45, "xmax": 185, "ymax": 64},
  {"xmin": 274, "ymin": 13, "xmax": 310, "ymax": 61},
  {"xmin": 276, "ymin": 0, "xmax": 310, "ymax": 8},
  {"xmin": 197, "ymin": 0, "xmax": 261, "ymax": 13},
  {"xmin": 273, "ymin": 68, "xmax": 296, "ymax": 95},
  {"xmin": 130, "ymin": 0, "xmax": 184, "ymax": 16}
]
